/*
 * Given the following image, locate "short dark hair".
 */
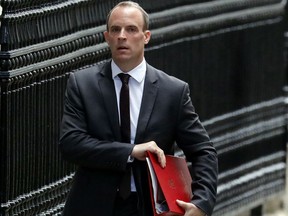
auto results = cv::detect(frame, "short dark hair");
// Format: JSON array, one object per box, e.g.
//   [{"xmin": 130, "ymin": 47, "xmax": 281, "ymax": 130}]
[{"xmin": 106, "ymin": 1, "xmax": 149, "ymax": 31}]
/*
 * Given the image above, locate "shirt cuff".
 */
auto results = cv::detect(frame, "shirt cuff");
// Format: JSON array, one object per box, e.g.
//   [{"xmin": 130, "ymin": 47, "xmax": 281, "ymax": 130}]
[{"xmin": 127, "ymin": 155, "xmax": 134, "ymax": 163}]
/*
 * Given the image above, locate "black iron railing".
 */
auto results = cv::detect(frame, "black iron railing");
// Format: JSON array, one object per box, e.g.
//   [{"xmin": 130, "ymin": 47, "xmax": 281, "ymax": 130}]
[{"xmin": 0, "ymin": 0, "xmax": 287, "ymax": 215}]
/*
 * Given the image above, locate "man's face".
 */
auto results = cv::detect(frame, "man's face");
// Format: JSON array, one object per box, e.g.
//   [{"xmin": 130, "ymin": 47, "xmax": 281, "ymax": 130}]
[{"xmin": 104, "ymin": 6, "xmax": 150, "ymax": 70}]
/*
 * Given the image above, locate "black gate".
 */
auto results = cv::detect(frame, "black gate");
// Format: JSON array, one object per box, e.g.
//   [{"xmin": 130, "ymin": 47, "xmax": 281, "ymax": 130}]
[{"xmin": 0, "ymin": 0, "xmax": 287, "ymax": 215}]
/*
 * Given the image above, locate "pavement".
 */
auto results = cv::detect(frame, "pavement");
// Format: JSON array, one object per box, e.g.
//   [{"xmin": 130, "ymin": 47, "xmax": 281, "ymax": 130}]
[{"xmin": 264, "ymin": 211, "xmax": 287, "ymax": 216}]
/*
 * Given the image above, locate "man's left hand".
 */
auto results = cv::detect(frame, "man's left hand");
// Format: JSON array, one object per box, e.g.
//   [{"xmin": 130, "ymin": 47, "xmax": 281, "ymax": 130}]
[{"xmin": 176, "ymin": 200, "xmax": 206, "ymax": 216}]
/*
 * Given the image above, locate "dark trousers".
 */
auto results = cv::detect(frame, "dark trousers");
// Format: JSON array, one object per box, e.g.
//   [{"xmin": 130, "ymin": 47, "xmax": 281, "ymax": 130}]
[{"xmin": 113, "ymin": 192, "xmax": 139, "ymax": 216}]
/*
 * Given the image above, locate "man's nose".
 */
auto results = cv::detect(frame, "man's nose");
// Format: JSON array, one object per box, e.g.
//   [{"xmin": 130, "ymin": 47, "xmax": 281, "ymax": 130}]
[{"xmin": 118, "ymin": 29, "xmax": 127, "ymax": 40}]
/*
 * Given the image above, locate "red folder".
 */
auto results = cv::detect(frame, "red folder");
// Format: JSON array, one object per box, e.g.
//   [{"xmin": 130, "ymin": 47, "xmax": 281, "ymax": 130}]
[{"xmin": 146, "ymin": 151, "xmax": 193, "ymax": 216}]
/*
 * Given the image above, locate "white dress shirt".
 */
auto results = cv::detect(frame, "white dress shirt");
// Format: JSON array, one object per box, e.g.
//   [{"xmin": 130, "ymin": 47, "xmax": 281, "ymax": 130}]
[{"xmin": 112, "ymin": 59, "xmax": 146, "ymax": 191}]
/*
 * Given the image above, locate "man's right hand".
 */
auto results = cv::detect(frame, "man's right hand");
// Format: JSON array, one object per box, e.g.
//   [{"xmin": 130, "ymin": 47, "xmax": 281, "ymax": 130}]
[{"xmin": 131, "ymin": 141, "xmax": 166, "ymax": 168}]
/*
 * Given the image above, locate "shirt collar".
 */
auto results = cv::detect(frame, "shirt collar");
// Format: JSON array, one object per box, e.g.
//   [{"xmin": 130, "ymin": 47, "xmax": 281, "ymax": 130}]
[{"xmin": 112, "ymin": 59, "xmax": 146, "ymax": 83}]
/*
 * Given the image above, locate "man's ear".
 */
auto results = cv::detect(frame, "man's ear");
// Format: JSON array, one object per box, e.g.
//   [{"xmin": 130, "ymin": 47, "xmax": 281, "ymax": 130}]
[
  {"xmin": 103, "ymin": 31, "xmax": 109, "ymax": 44},
  {"xmin": 144, "ymin": 30, "xmax": 151, "ymax": 44}
]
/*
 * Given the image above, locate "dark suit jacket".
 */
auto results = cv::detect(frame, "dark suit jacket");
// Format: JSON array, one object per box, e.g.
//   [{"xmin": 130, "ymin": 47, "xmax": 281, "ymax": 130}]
[{"xmin": 59, "ymin": 61, "xmax": 218, "ymax": 216}]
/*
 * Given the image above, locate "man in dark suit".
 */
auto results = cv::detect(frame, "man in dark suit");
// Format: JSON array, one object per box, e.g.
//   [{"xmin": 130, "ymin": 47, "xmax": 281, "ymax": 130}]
[{"xmin": 59, "ymin": 1, "xmax": 218, "ymax": 216}]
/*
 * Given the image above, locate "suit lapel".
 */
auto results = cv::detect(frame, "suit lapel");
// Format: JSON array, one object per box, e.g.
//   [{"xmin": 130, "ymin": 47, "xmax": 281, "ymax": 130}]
[
  {"xmin": 98, "ymin": 62, "xmax": 121, "ymax": 139},
  {"xmin": 135, "ymin": 64, "xmax": 158, "ymax": 143}
]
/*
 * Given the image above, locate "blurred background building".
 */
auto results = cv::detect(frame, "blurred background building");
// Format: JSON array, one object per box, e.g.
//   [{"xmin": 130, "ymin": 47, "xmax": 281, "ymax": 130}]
[{"xmin": 0, "ymin": 0, "xmax": 287, "ymax": 215}]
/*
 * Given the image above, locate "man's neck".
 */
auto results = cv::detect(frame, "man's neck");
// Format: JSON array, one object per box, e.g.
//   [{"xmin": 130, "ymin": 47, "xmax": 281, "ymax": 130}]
[{"xmin": 113, "ymin": 58, "xmax": 144, "ymax": 72}]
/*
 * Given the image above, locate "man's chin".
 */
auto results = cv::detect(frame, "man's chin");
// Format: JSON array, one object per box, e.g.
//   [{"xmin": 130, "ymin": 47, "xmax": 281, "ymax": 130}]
[{"xmin": 114, "ymin": 55, "xmax": 131, "ymax": 63}]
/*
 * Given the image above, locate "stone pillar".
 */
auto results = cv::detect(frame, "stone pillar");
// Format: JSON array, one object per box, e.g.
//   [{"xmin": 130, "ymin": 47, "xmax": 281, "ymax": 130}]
[{"xmin": 284, "ymin": 85, "xmax": 288, "ymax": 214}]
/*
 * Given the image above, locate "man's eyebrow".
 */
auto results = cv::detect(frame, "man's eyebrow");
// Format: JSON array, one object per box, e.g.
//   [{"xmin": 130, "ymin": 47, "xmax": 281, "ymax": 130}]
[
  {"xmin": 110, "ymin": 25, "xmax": 120, "ymax": 28},
  {"xmin": 110, "ymin": 24, "xmax": 138, "ymax": 28},
  {"xmin": 126, "ymin": 25, "xmax": 138, "ymax": 28}
]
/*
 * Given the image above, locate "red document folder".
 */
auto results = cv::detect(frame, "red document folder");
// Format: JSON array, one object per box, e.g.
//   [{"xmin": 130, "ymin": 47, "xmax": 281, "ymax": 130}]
[{"xmin": 146, "ymin": 151, "xmax": 193, "ymax": 216}]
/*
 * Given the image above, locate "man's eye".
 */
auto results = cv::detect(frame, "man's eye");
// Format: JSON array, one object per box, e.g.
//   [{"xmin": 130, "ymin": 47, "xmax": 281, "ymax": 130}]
[
  {"xmin": 127, "ymin": 27, "xmax": 137, "ymax": 32},
  {"xmin": 111, "ymin": 28, "xmax": 120, "ymax": 33}
]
